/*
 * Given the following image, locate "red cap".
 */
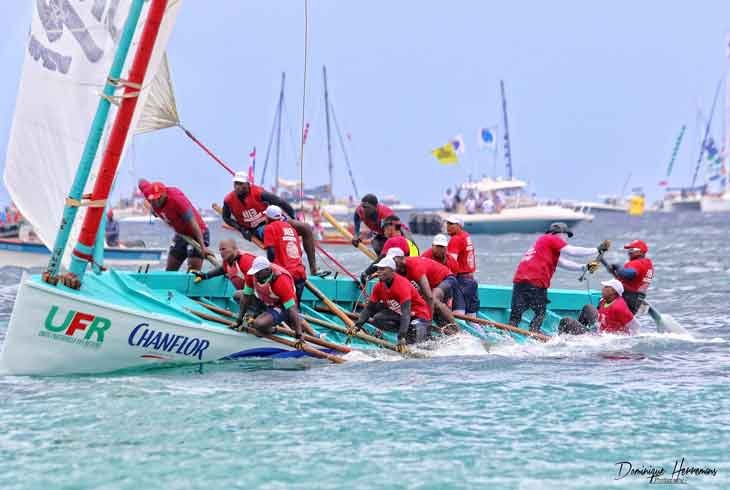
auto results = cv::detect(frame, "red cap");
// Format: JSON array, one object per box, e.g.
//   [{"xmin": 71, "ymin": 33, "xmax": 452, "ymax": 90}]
[
  {"xmin": 624, "ymin": 240, "xmax": 648, "ymax": 254},
  {"xmin": 143, "ymin": 181, "xmax": 166, "ymax": 201},
  {"xmin": 106, "ymin": 209, "xmax": 114, "ymax": 220}
]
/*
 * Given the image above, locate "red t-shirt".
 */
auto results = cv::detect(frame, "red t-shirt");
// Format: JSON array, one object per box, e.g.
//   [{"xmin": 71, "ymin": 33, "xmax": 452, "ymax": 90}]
[
  {"xmin": 244, "ymin": 265, "xmax": 297, "ymax": 308},
  {"xmin": 223, "ymin": 185, "xmax": 268, "ymax": 229},
  {"xmin": 152, "ymin": 186, "xmax": 207, "ymax": 236},
  {"xmin": 369, "ymin": 273, "xmax": 432, "ymax": 320},
  {"xmin": 403, "ymin": 256, "xmax": 452, "ymax": 288},
  {"xmin": 356, "ymin": 203, "xmax": 393, "ymax": 234},
  {"xmin": 621, "ymin": 257, "xmax": 654, "ymax": 293},
  {"xmin": 263, "ymin": 220, "xmax": 306, "ymax": 281},
  {"xmin": 422, "ymin": 248, "xmax": 460, "ymax": 273},
  {"xmin": 513, "ymin": 234, "xmax": 566, "ymax": 288},
  {"xmin": 222, "ymin": 252, "xmax": 256, "ymax": 289},
  {"xmin": 381, "ymin": 235, "xmax": 410, "ymax": 257},
  {"xmin": 597, "ymin": 297, "xmax": 634, "ymax": 334},
  {"xmin": 447, "ymin": 230, "xmax": 476, "ymax": 274}
]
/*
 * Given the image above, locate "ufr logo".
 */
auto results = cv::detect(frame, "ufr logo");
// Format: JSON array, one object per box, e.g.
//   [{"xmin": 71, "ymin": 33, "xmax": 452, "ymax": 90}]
[{"xmin": 40, "ymin": 306, "xmax": 111, "ymax": 349}]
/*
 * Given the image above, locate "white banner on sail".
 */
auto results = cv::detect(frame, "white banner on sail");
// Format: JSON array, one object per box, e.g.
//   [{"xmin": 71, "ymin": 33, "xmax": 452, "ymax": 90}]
[{"xmin": 3, "ymin": 0, "xmax": 136, "ymax": 258}]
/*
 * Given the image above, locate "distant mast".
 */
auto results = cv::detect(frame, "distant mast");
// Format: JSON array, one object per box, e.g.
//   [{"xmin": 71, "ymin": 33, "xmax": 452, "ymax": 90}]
[
  {"xmin": 725, "ymin": 34, "xmax": 730, "ymax": 192},
  {"xmin": 274, "ymin": 72, "xmax": 286, "ymax": 193},
  {"xmin": 323, "ymin": 65, "xmax": 335, "ymax": 202},
  {"xmin": 691, "ymin": 78, "xmax": 723, "ymax": 188},
  {"xmin": 500, "ymin": 80, "xmax": 513, "ymax": 179}
]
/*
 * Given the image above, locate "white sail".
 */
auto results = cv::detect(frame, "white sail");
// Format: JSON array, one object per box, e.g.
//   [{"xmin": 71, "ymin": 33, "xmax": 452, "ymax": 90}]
[
  {"xmin": 3, "ymin": 1, "xmax": 137, "ymax": 258},
  {"xmin": 2, "ymin": 0, "xmax": 182, "ymax": 268}
]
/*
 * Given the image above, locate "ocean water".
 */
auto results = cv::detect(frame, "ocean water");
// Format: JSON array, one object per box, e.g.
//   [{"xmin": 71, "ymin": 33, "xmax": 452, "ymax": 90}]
[{"xmin": 1, "ymin": 212, "xmax": 729, "ymax": 489}]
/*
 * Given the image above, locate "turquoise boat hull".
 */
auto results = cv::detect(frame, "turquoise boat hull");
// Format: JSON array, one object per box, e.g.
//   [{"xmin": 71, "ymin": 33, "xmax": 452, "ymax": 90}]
[{"xmin": 0, "ymin": 271, "xmax": 599, "ymax": 375}]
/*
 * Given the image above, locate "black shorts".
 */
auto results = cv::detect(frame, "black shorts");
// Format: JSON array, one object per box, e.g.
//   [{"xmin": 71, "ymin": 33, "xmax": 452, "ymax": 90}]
[{"xmin": 169, "ymin": 229, "xmax": 210, "ymax": 262}]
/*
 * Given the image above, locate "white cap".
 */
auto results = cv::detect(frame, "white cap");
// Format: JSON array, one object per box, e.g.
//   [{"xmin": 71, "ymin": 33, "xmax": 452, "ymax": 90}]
[
  {"xmin": 601, "ymin": 279, "xmax": 624, "ymax": 296},
  {"xmin": 432, "ymin": 233, "xmax": 449, "ymax": 247},
  {"xmin": 375, "ymin": 257, "xmax": 396, "ymax": 270},
  {"xmin": 445, "ymin": 215, "xmax": 463, "ymax": 226},
  {"xmin": 233, "ymin": 171, "xmax": 248, "ymax": 184},
  {"xmin": 265, "ymin": 204, "xmax": 284, "ymax": 220},
  {"xmin": 247, "ymin": 256, "xmax": 271, "ymax": 275},
  {"xmin": 385, "ymin": 247, "xmax": 405, "ymax": 258}
]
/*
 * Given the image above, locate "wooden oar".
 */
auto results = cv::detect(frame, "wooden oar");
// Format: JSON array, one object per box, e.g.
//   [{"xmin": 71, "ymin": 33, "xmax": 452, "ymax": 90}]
[
  {"xmin": 304, "ymin": 279, "xmax": 403, "ymax": 352},
  {"xmin": 320, "ymin": 209, "xmax": 378, "ymax": 260},
  {"xmin": 646, "ymin": 302, "xmax": 688, "ymax": 335},
  {"xmin": 191, "ymin": 299, "xmax": 351, "ymax": 354},
  {"xmin": 302, "ymin": 314, "xmax": 399, "ymax": 352},
  {"xmin": 186, "ymin": 308, "xmax": 344, "ymax": 364},
  {"xmin": 453, "ymin": 312, "xmax": 551, "ymax": 342},
  {"xmin": 314, "ymin": 303, "xmax": 359, "ymax": 321},
  {"xmin": 180, "ymin": 234, "xmax": 220, "ymax": 267}
]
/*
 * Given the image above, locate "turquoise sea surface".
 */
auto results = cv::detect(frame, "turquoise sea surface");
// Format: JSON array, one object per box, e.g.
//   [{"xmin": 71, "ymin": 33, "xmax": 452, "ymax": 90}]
[{"xmin": 1, "ymin": 212, "xmax": 728, "ymax": 489}]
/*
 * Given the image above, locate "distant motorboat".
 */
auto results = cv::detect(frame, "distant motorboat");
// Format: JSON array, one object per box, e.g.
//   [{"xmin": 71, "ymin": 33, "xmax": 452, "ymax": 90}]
[
  {"xmin": 563, "ymin": 195, "xmax": 628, "ymax": 214},
  {"xmin": 412, "ymin": 177, "xmax": 593, "ymax": 235}
]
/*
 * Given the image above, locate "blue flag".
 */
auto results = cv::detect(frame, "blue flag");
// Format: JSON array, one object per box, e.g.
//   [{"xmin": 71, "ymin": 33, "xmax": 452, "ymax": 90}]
[{"xmin": 478, "ymin": 127, "xmax": 496, "ymax": 149}]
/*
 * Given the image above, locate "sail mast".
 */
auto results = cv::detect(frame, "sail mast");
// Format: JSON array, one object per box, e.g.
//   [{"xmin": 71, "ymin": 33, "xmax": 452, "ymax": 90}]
[
  {"xmin": 323, "ymin": 65, "xmax": 334, "ymax": 202},
  {"xmin": 691, "ymin": 78, "xmax": 723, "ymax": 188},
  {"xmin": 69, "ymin": 0, "xmax": 170, "ymax": 280},
  {"xmin": 274, "ymin": 72, "xmax": 286, "ymax": 193},
  {"xmin": 44, "ymin": 0, "xmax": 146, "ymax": 279},
  {"xmin": 725, "ymin": 34, "xmax": 730, "ymax": 193},
  {"xmin": 500, "ymin": 80, "xmax": 513, "ymax": 179}
]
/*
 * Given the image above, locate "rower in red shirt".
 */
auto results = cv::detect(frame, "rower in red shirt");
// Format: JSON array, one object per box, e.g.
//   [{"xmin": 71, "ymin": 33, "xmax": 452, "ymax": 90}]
[
  {"xmin": 351, "ymin": 257, "xmax": 432, "ymax": 352},
  {"xmin": 422, "ymin": 234, "xmax": 460, "ymax": 273},
  {"xmin": 234, "ymin": 256, "xmax": 310, "ymax": 343},
  {"xmin": 358, "ymin": 215, "xmax": 419, "ymax": 286},
  {"xmin": 221, "ymin": 171, "xmax": 317, "ymax": 274},
  {"xmin": 380, "ymin": 215, "xmax": 419, "ymax": 257},
  {"xmin": 139, "ymin": 179, "xmax": 210, "ymax": 272},
  {"xmin": 510, "ymin": 221, "xmax": 609, "ymax": 333},
  {"xmin": 389, "ymin": 248, "xmax": 457, "ymax": 327},
  {"xmin": 603, "ymin": 239, "xmax": 654, "ymax": 314},
  {"xmin": 192, "ymin": 239, "xmax": 255, "ymax": 301},
  {"xmin": 262, "ymin": 205, "xmax": 307, "ymax": 301},
  {"xmin": 352, "ymin": 193, "xmax": 394, "ymax": 256},
  {"xmin": 558, "ymin": 279, "xmax": 639, "ymax": 336},
  {"xmin": 445, "ymin": 215, "xmax": 480, "ymax": 316}
]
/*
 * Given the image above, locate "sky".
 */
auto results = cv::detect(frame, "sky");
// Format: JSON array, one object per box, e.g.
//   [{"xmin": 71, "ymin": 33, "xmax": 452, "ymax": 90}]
[{"xmin": 1, "ymin": 1, "xmax": 729, "ymax": 208}]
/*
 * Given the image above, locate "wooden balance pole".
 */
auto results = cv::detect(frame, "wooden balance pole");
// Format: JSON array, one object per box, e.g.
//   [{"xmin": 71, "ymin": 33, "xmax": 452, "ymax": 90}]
[
  {"xmin": 187, "ymin": 308, "xmax": 344, "ymax": 364},
  {"xmin": 453, "ymin": 312, "xmax": 551, "ymax": 342},
  {"xmin": 320, "ymin": 209, "xmax": 378, "ymax": 260},
  {"xmin": 192, "ymin": 299, "xmax": 350, "ymax": 354}
]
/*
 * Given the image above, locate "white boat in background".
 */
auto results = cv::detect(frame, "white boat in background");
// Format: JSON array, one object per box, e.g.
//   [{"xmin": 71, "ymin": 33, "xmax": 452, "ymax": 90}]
[
  {"xmin": 412, "ymin": 177, "xmax": 593, "ymax": 235},
  {"xmin": 380, "ymin": 195, "xmax": 415, "ymax": 212},
  {"xmin": 564, "ymin": 195, "xmax": 628, "ymax": 214},
  {"xmin": 700, "ymin": 191, "xmax": 730, "ymax": 212}
]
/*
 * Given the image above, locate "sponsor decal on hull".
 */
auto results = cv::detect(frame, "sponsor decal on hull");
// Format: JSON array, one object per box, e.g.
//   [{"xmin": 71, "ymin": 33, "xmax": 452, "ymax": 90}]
[
  {"xmin": 128, "ymin": 323, "xmax": 210, "ymax": 360},
  {"xmin": 39, "ymin": 305, "xmax": 110, "ymax": 349}
]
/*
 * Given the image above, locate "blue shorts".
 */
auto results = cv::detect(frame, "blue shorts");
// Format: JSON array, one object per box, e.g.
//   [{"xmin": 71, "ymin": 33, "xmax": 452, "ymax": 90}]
[
  {"xmin": 253, "ymin": 223, "xmax": 265, "ymax": 241},
  {"xmin": 453, "ymin": 275, "xmax": 480, "ymax": 314},
  {"xmin": 265, "ymin": 306, "xmax": 287, "ymax": 325},
  {"xmin": 435, "ymin": 275, "xmax": 459, "ymax": 300}
]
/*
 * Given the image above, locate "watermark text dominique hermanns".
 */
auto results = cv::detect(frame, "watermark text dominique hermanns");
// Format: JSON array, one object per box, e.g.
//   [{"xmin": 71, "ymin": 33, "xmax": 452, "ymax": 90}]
[{"xmin": 615, "ymin": 458, "xmax": 718, "ymax": 484}]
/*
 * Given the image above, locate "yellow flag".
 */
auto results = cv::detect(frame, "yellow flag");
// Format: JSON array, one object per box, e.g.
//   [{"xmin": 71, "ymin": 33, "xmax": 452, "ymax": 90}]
[{"xmin": 432, "ymin": 143, "xmax": 458, "ymax": 164}]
